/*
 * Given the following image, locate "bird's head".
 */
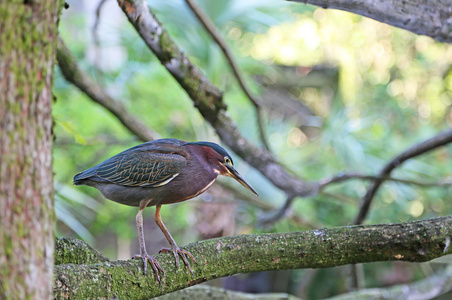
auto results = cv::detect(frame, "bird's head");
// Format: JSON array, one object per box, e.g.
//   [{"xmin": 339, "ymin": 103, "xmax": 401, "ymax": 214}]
[{"xmin": 185, "ymin": 141, "xmax": 259, "ymax": 196}]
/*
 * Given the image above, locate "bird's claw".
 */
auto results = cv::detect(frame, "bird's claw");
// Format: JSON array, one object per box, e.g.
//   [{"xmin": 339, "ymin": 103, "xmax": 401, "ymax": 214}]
[
  {"xmin": 159, "ymin": 246, "xmax": 197, "ymax": 277},
  {"xmin": 133, "ymin": 252, "xmax": 164, "ymax": 282}
]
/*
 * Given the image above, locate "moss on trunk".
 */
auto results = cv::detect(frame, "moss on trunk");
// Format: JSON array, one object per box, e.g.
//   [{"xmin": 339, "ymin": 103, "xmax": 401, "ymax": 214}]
[{"xmin": 0, "ymin": 1, "xmax": 63, "ymax": 299}]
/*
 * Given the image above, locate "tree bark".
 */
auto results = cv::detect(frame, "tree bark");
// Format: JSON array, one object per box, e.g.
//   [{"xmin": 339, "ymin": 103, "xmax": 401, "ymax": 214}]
[
  {"xmin": 0, "ymin": 1, "xmax": 63, "ymax": 298},
  {"xmin": 53, "ymin": 216, "xmax": 452, "ymax": 299},
  {"xmin": 290, "ymin": 0, "xmax": 452, "ymax": 43}
]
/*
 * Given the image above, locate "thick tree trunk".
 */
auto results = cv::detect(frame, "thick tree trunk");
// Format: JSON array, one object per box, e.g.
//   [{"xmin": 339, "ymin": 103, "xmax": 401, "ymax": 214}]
[{"xmin": 0, "ymin": 1, "xmax": 63, "ymax": 298}]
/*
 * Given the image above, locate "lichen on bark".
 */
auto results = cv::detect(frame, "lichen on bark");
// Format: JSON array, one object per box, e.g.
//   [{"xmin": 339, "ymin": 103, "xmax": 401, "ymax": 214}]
[
  {"xmin": 53, "ymin": 216, "xmax": 452, "ymax": 299},
  {"xmin": 0, "ymin": 1, "xmax": 64, "ymax": 299}
]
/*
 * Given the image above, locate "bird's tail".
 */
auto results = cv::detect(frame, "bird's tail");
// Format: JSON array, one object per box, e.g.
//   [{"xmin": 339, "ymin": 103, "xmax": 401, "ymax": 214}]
[{"xmin": 73, "ymin": 168, "xmax": 96, "ymax": 185}]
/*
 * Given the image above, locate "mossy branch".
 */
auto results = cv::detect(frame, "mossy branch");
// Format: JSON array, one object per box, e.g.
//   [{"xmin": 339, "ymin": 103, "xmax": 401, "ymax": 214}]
[
  {"xmin": 54, "ymin": 216, "xmax": 452, "ymax": 299},
  {"xmin": 55, "ymin": 236, "xmax": 109, "ymax": 265}
]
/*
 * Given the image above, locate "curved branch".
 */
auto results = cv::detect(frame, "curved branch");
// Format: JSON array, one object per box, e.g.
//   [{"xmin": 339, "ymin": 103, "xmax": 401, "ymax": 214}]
[
  {"xmin": 290, "ymin": 0, "xmax": 452, "ymax": 43},
  {"xmin": 258, "ymin": 195, "xmax": 296, "ymax": 226},
  {"xmin": 91, "ymin": 0, "xmax": 109, "ymax": 75},
  {"xmin": 64, "ymin": 0, "xmax": 452, "ymax": 224},
  {"xmin": 354, "ymin": 128, "xmax": 452, "ymax": 225},
  {"xmin": 54, "ymin": 216, "xmax": 452, "ymax": 299},
  {"xmin": 56, "ymin": 38, "xmax": 159, "ymax": 142},
  {"xmin": 184, "ymin": 0, "xmax": 271, "ymax": 151},
  {"xmin": 117, "ymin": 0, "xmax": 318, "ymax": 197},
  {"xmin": 92, "ymin": 0, "xmax": 109, "ymax": 48},
  {"xmin": 117, "ymin": 0, "xmax": 452, "ymax": 223},
  {"xmin": 262, "ymin": 170, "xmax": 452, "ymax": 227}
]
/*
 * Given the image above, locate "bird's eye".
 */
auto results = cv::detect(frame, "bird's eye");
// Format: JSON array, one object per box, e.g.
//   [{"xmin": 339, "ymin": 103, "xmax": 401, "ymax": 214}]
[{"xmin": 224, "ymin": 156, "xmax": 232, "ymax": 166}]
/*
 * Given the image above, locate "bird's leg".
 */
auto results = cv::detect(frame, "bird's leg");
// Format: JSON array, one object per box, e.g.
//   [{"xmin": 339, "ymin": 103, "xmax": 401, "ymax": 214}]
[
  {"xmin": 155, "ymin": 204, "xmax": 197, "ymax": 276},
  {"xmin": 132, "ymin": 201, "xmax": 164, "ymax": 281}
]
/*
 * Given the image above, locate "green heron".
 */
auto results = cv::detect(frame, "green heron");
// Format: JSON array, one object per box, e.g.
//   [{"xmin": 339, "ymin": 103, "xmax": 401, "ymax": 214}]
[{"xmin": 73, "ymin": 138, "xmax": 258, "ymax": 281}]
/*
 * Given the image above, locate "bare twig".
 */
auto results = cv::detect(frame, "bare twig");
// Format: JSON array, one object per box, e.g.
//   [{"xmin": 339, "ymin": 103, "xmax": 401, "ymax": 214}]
[
  {"xmin": 92, "ymin": 0, "xmax": 109, "ymax": 47},
  {"xmin": 354, "ymin": 128, "xmax": 452, "ymax": 225},
  {"xmin": 349, "ymin": 264, "xmax": 364, "ymax": 291},
  {"xmin": 90, "ymin": 0, "xmax": 111, "ymax": 86},
  {"xmin": 320, "ymin": 173, "xmax": 452, "ymax": 190},
  {"xmin": 258, "ymin": 194, "xmax": 296, "ymax": 226},
  {"xmin": 261, "ymin": 170, "xmax": 452, "ymax": 227},
  {"xmin": 184, "ymin": 0, "xmax": 271, "ymax": 151},
  {"xmin": 320, "ymin": 191, "xmax": 357, "ymax": 205},
  {"xmin": 216, "ymin": 181, "xmax": 320, "ymax": 228},
  {"xmin": 56, "ymin": 38, "xmax": 159, "ymax": 142},
  {"xmin": 215, "ymin": 180, "xmax": 274, "ymax": 210}
]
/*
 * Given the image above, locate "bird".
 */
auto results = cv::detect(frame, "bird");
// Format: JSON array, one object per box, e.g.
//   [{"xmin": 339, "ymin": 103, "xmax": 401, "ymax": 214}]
[{"xmin": 73, "ymin": 138, "xmax": 258, "ymax": 281}]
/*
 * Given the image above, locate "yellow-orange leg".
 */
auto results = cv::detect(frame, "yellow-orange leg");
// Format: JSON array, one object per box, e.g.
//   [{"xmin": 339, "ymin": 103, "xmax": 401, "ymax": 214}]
[
  {"xmin": 155, "ymin": 204, "xmax": 197, "ymax": 276},
  {"xmin": 132, "ymin": 201, "xmax": 164, "ymax": 281}
]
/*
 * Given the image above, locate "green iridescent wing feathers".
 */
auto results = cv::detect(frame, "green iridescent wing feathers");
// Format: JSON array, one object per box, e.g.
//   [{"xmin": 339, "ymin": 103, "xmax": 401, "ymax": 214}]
[{"xmin": 94, "ymin": 151, "xmax": 186, "ymax": 187}]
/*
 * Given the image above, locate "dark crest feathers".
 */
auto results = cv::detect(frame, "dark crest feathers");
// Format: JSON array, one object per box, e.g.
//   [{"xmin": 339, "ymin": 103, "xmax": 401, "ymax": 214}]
[{"xmin": 185, "ymin": 141, "xmax": 233, "ymax": 164}]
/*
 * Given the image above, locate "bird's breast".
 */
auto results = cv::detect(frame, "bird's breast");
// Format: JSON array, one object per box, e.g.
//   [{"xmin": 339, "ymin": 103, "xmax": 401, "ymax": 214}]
[{"xmin": 156, "ymin": 165, "xmax": 218, "ymax": 205}]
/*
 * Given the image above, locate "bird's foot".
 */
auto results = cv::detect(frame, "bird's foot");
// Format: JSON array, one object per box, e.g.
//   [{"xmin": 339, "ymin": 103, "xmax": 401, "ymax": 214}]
[
  {"xmin": 159, "ymin": 246, "xmax": 197, "ymax": 277},
  {"xmin": 132, "ymin": 251, "xmax": 164, "ymax": 282}
]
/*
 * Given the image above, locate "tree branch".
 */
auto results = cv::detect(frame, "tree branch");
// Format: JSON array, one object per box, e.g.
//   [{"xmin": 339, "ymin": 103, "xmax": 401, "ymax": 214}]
[
  {"xmin": 54, "ymin": 216, "xmax": 452, "ymax": 299},
  {"xmin": 354, "ymin": 128, "xmax": 452, "ymax": 225},
  {"xmin": 263, "ymin": 169, "xmax": 452, "ymax": 227},
  {"xmin": 326, "ymin": 266, "xmax": 452, "ymax": 300},
  {"xmin": 320, "ymin": 173, "xmax": 452, "ymax": 189},
  {"xmin": 92, "ymin": 0, "xmax": 109, "ymax": 48},
  {"xmin": 117, "ymin": 0, "xmax": 452, "ymax": 229},
  {"xmin": 56, "ymin": 38, "xmax": 159, "ymax": 142},
  {"xmin": 91, "ymin": 0, "xmax": 109, "ymax": 76},
  {"xmin": 55, "ymin": 236, "xmax": 109, "ymax": 265},
  {"xmin": 289, "ymin": 0, "xmax": 452, "ymax": 43},
  {"xmin": 258, "ymin": 195, "xmax": 296, "ymax": 226},
  {"xmin": 156, "ymin": 285, "xmax": 301, "ymax": 300},
  {"xmin": 184, "ymin": 0, "xmax": 271, "ymax": 151},
  {"xmin": 117, "ymin": 0, "xmax": 318, "ymax": 197},
  {"xmin": 157, "ymin": 270, "xmax": 452, "ymax": 300}
]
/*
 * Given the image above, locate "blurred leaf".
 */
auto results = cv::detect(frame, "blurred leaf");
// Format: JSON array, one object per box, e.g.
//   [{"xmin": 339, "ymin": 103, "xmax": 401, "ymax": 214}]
[{"xmin": 55, "ymin": 118, "xmax": 86, "ymax": 145}]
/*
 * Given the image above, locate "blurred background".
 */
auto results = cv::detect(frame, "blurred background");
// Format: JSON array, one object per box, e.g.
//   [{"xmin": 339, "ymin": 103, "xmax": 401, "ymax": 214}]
[{"xmin": 54, "ymin": 0, "xmax": 452, "ymax": 298}]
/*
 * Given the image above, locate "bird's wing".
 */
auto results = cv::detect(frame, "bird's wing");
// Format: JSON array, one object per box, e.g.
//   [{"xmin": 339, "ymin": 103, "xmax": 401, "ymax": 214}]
[{"xmin": 94, "ymin": 151, "xmax": 186, "ymax": 187}]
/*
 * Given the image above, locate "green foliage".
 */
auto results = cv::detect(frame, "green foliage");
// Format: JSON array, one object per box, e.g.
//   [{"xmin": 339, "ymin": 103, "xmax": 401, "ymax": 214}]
[{"xmin": 54, "ymin": 1, "xmax": 452, "ymax": 298}]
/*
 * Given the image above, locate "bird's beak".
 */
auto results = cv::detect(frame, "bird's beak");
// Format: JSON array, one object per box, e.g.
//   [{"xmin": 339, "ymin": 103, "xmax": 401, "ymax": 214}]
[{"xmin": 225, "ymin": 164, "xmax": 259, "ymax": 196}]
